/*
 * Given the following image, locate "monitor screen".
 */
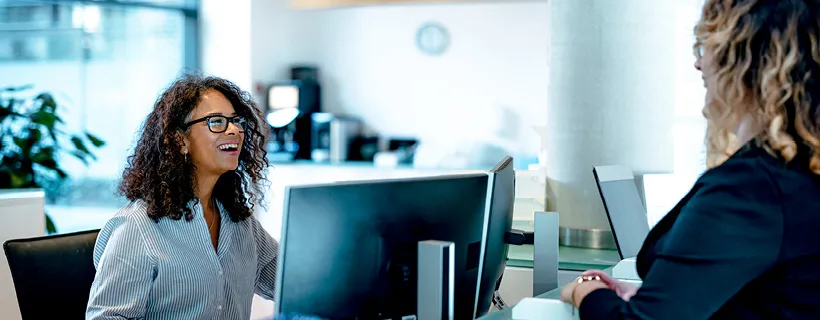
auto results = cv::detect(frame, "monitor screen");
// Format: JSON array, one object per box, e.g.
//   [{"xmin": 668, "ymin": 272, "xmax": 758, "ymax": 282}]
[
  {"xmin": 275, "ymin": 174, "xmax": 492, "ymax": 320},
  {"xmin": 475, "ymin": 156, "xmax": 514, "ymax": 317},
  {"xmin": 593, "ymin": 165, "xmax": 650, "ymax": 260}
]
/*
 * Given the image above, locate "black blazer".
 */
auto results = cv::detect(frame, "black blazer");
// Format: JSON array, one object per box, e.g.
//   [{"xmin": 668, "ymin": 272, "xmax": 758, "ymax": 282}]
[{"xmin": 580, "ymin": 138, "xmax": 820, "ymax": 319}]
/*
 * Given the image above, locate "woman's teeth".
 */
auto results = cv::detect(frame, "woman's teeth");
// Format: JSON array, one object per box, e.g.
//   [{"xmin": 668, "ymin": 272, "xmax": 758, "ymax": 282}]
[{"xmin": 218, "ymin": 143, "xmax": 239, "ymax": 151}]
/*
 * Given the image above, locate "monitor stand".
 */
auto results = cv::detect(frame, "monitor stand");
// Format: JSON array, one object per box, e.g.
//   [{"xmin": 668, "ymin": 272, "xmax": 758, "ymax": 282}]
[
  {"xmin": 533, "ymin": 212, "xmax": 560, "ymax": 296},
  {"xmin": 417, "ymin": 240, "xmax": 455, "ymax": 320}
]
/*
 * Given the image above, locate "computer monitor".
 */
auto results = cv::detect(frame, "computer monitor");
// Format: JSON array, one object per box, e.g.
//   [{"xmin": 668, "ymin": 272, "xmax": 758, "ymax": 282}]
[
  {"xmin": 274, "ymin": 174, "xmax": 492, "ymax": 320},
  {"xmin": 474, "ymin": 156, "xmax": 515, "ymax": 317},
  {"xmin": 592, "ymin": 165, "xmax": 650, "ymax": 259}
]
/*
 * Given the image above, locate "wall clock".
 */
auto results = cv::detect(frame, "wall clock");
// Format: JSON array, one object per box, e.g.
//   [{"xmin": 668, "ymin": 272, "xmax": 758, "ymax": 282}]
[{"xmin": 416, "ymin": 22, "xmax": 450, "ymax": 56}]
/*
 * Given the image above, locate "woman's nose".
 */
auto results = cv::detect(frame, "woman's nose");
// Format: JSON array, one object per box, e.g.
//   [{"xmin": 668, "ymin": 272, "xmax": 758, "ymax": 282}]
[
  {"xmin": 225, "ymin": 122, "xmax": 242, "ymax": 135},
  {"xmin": 694, "ymin": 57, "xmax": 702, "ymax": 71}
]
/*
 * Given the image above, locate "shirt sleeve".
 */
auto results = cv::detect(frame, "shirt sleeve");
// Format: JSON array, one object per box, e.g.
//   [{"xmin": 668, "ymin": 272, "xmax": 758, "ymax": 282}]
[
  {"xmin": 252, "ymin": 216, "xmax": 279, "ymax": 300},
  {"xmin": 86, "ymin": 212, "xmax": 155, "ymax": 320},
  {"xmin": 579, "ymin": 159, "xmax": 783, "ymax": 319}
]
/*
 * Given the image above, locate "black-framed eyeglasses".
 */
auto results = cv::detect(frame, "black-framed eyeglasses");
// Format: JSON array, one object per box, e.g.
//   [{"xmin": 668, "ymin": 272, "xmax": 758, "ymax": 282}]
[{"xmin": 181, "ymin": 115, "xmax": 247, "ymax": 133}]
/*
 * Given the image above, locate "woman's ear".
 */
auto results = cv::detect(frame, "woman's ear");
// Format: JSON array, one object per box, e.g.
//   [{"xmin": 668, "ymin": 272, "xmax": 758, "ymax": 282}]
[{"xmin": 177, "ymin": 130, "xmax": 190, "ymax": 155}]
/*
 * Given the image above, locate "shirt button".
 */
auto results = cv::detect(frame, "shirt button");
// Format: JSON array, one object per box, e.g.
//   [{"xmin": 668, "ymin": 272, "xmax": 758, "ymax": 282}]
[
  {"xmin": 218, "ymin": 271, "xmax": 223, "ymax": 276},
  {"xmin": 217, "ymin": 305, "xmax": 222, "ymax": 310}
]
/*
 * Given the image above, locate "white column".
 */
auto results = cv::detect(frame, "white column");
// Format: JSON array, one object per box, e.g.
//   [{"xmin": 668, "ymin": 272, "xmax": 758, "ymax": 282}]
[{"xmin": 546, "ymin": 0, "xmax": 676, "ymax": 232}]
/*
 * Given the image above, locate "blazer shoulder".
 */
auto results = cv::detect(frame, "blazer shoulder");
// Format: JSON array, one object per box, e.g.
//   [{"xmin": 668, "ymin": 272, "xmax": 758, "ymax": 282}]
[{"xmin": 699, "ymin": 155, "xmax": 780, "ymax": 190}]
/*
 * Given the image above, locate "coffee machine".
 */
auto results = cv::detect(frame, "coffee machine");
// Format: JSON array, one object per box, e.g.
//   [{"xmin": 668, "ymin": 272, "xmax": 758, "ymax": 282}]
[{"xmin": 265, "ymin": 66, "xmax": 321, "ymax": 161}]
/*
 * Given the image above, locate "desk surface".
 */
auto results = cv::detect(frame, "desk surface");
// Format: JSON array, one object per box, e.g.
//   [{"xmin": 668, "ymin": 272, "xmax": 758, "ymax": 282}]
[
  {"xmin": 479, "ymin": 286, "xmax": 564, "ymax": 320},
  {"xmin": 506, "ymin": 220, "xmax": 621, "ymax": 271},
  {"xmin": 507, "ymin": 244, "xmax": 620, "ymax": 271},
  {"xmin": 479, "ymin": 268, "xmax": 615, "ymax": 320}
]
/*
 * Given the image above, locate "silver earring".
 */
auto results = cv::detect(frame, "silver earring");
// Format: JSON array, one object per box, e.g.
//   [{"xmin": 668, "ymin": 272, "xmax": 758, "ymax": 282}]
[{"xmin": 183, "ymin": 150, "xmax": 188, "ymax": 162}]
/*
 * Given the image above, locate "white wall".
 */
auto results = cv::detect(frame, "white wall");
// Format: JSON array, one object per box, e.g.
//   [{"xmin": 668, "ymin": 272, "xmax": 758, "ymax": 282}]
[
  {"xmin": 0, "ymin": 189, "xmax": 46, "ymax": 320},
  {"xmin": 239, "ymin": 0, "xmax": 709, "ymax": 173},
  {"xmin": 200, "ymin": 0, "xmax": 253, "ymax": 90},
  {"xmin": 250, "ymin": 0, "xmax": 303, "ymax": 106},
  {"xmin": 247, "ymin": 2, "xmax": 549, "ymax": 161},
  {"xmin": 202, "ymin": 0, "xmax": 305, "ymax": 107}
]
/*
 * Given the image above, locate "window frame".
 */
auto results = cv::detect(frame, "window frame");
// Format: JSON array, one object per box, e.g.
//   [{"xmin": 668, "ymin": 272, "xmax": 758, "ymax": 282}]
[{"xmin": 0, "ymin": 0, "xmax": 198, "ymax": 69}]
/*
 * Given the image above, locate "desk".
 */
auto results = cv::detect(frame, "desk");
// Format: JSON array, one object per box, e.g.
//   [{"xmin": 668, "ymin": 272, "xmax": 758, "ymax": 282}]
[
  {"xmin": 506, "ymin": 219, "xmax": 621, "ymax": 270},
  {"xmin": 507, "ymin": 244, "xmax": 620, "ymax": 270},
  {"xmin": 498, "ymin": 240, "xmax": 619, "ymax": 309},
  {"xmin": 480, "ymin": 268, "xmax": 616, "ymax": 320}
]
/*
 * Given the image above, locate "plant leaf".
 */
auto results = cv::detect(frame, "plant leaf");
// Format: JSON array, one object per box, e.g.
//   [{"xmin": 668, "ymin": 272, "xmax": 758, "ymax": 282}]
[
  {"xmin": 85, "ymin": 132, "xmax": 105, "ymax": 147},
  {"xmin": 26, "ymin": 128, "xmax": 41, "ymax": 144},
  {"xmin": 3, "ymin": 85, "xmax": 33, "ymax": 92},
  {"xmin": 71, "ymin": 136, "xmax": 94, "ymax": 157},
  {"xmin": 35, "ymin": 93, "xmax": 57, "ymax": 113},
  {"xmin": 0, "ymin": 104, "xmax": 12, "ymax": 122},
  {"xmin": 54, "ymin": 168, "xmax": 68, "ymax": 179},
  {"xmin": 30, "ymin": 111, "xmax": 59, "ymax": 129},
  {"xmin": 9, "ymin": 171, "xmax": 29, "ymax": 188},
  {"xmin": 32, "ymin": 148, "xmax": 58, "ymax": 170},
  {"xmin": 0, "ymin": 98, "xmax": 24, "ymax": 117},
  {"xmin": 0, "ymin": 171, "xmax": 9, "ymax": 188},
  {"xmin": 45, "ymin": 214, "xmax": 57, "ymax": 234},
  {"xmin": 13, "ymin": 137, "xmax": 25, "ymax": 148},
  {"xmin": 71, "ymin": 150, "xmax": 89, "ymax": 165},
  {"xmin": 13, "ymin": 137, "xmax": 30, "ymax": 155}
]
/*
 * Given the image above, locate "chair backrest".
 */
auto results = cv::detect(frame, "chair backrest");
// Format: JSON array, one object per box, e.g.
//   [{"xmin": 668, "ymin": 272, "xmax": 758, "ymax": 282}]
[{"xmin": 3, "ymin": 229, "xmax": 99, "ymax": 319}]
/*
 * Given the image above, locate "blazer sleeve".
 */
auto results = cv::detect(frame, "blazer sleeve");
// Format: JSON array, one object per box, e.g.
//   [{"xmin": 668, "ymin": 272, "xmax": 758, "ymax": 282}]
[
  {"xmin": 579, "ymin": 159, "xmax": 783, "ymax": 319},
  {"xmin": 252, "ymin": 216, "xmax": 279, "ymax": 300},
  {"xmin": 86, "ymin": 214, "xmax": 155, "ymax": 320}
]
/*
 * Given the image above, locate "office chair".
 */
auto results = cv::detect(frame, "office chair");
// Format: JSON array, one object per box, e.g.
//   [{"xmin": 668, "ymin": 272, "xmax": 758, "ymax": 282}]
[{"xmin": 3, "ymin": 229, "xmax": 99, "ymax": 319}]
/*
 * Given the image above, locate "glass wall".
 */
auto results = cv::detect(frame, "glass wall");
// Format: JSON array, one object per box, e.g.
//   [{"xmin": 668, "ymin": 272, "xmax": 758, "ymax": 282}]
[{"xmin": 0, "ymin": 0, "xmax": 196, "ymax": 232}]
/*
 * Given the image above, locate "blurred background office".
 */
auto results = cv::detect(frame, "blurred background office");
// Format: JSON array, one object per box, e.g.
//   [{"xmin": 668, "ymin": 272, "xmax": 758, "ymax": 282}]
[
  {"xmin": 1, "ymin": 0, "xmax": 708, "ymax": 318},
  {"xmin": 0, "ymin": 0, "xmax": 707, "ymax": 233}
]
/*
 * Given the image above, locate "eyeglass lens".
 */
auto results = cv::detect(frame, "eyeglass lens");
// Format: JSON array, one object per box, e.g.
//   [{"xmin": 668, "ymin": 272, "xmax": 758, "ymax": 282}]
[
  {"xmin": 207, "ymin": 116, "xmax": 246, "ymax": 133},
  {"xmin": 694, "ymin": 42, "xmax": 704, "ymax": 58}
]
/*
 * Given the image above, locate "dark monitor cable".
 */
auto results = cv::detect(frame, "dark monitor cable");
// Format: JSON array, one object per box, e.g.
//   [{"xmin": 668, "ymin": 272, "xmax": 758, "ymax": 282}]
[
  {"xmin": 492, "ymin": 230, "xmax": 535, "ymax": 310},
  {"xmin": 492, "ymin": 290, "xmax": 509, "ymax": 310}
]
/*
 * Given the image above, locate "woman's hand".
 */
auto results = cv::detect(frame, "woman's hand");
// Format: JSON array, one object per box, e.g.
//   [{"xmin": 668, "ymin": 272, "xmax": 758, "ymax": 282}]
[
  {"xmin": 582, "ymin": 270, "xmax": 639, "ymax": 301},
  {"xmin": 560, "ymin": 276, "xmax": 609, "ymax": 308}
]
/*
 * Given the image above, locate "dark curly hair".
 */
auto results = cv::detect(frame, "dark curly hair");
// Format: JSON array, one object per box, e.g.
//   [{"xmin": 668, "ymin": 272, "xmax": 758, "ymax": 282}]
[{"xmin": 119, "ymin": 73, "xmax": 268, "ymax": 222}]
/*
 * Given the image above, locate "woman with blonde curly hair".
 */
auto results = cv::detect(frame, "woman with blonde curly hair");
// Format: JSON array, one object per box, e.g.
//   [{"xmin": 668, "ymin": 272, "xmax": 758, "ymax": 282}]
[{"xmin": 560, "ymin": 0, "xmax": 820, "ymax": 318}]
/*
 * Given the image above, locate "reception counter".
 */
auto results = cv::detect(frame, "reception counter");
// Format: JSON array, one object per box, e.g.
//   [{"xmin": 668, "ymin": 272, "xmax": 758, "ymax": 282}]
[{"xmin": 252, "ymin": 161, "xmax": 621, "ymax": 312}]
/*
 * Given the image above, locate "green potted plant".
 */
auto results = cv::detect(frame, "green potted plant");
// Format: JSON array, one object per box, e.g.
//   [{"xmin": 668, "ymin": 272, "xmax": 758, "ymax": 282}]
[{"xmin": 0, "ymin": 85, "xmax": 105, "ymax": 234}]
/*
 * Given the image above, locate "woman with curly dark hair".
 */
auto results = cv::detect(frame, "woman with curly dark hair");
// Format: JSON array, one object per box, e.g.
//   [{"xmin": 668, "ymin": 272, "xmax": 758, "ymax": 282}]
[
  {"xmin": 560, "ymin": 0, "xmax": 820, "ymax": 319},
  {"xmin": 85, "ymin": 74, "xmax": 277, "ymax": 319}
]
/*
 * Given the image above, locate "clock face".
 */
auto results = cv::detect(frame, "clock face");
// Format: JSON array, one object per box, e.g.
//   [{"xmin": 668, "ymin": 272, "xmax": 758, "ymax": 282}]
[{"xmin": 416, "ymin": 22, "xmax": 450, "ymax": 56}]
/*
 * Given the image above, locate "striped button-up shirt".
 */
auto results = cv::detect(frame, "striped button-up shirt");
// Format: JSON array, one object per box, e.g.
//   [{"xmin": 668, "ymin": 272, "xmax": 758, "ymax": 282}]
[{"xmin": 86, "ymin": 200, "xmax": 278, "ymax": 319}]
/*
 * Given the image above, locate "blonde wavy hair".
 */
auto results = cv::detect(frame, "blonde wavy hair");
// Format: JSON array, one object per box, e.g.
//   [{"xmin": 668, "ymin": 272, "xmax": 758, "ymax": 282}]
[{"xmin": 697, "ymin": 0, "xmax": 820, "ymax": 174}]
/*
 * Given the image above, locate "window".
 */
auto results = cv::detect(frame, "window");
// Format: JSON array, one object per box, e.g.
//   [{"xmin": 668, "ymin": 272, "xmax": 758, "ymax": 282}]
[{"xmin": 0, "ymin": 0, "xmax": 197, "ymax": 232}]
